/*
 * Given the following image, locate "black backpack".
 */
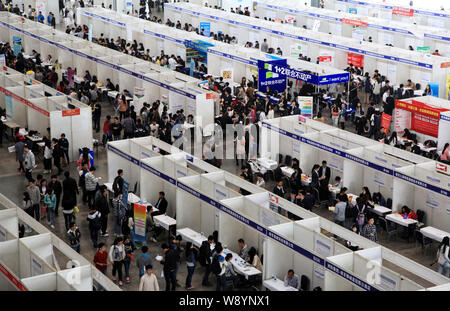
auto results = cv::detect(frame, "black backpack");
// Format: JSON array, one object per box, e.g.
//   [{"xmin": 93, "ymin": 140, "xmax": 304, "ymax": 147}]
[
  {"xmin": 198, "ymin": 241, "xmax": 209, "ymax": 267},
  {"xmin": 345, "ymin": 202, "xmax": 354, "ymax": 218},
  {"xmin": 211, "ymin": 254, "xmax": 222, "ymax": 275},
  {"xmin": 91, "ymin": 214, "xmax": 101, "ymax": 230}
]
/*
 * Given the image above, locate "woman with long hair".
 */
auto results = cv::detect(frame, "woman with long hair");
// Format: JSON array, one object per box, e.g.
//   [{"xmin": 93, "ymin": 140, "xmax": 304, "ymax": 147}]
[
  {"xmin": 436, "ymin": 236, "xmax": 450, "ymax": 278},
  {"xmin": 440, "ymin": 143, "xmax": 449, "ymax": 163},
  {"xmin": 247, "ymin": 247, "xmax": 263, "ymax": 272},
  {"xmin": 185, "ymin": 242, "xmax": 198, "ymax": 290}
]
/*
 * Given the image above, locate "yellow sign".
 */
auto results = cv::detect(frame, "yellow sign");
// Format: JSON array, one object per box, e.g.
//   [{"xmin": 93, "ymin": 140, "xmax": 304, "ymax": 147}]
[{"xmin": 446, "ymin": 75, "xmax": 450, "ymax": 100}]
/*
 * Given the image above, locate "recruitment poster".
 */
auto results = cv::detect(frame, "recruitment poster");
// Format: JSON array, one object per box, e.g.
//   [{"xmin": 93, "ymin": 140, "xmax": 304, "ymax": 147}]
[{"xmin": 133, "ymin": 203, "xmax": 147, "ymax": 244}]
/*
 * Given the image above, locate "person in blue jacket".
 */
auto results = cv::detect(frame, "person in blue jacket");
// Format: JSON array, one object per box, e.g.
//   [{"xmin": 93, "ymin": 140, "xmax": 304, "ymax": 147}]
[{"xmin": 37, "ymin": 11, "xmax": 44, "ymax": 23}]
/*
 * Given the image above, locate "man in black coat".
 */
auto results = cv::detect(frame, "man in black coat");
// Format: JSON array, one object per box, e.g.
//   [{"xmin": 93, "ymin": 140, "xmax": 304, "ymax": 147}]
[
  {"xmin": 112, "ymin": 169, "xmax": 124, "ymax": 194},
  {"xmin": 273, "ymin": 180, "xmax": 286, "ymax": 198},
  {"xmin": 161, "ymin": 243, "xmax": 178, "ymax": 291},
  {"xmin": 62, "ymin": 171, "xmax": 78, "ymax": 230},
  {"xmin": 318, "ymin": 160, "xmax": 331, "ymax": 202},
  {"xmin": 95, "ymin": 185, "xmax": 110, "ymax": 237}
]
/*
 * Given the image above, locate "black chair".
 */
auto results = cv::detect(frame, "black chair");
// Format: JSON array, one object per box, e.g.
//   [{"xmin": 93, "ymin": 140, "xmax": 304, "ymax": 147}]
[
  {"xmin": 414, "ymin": 230, "xmax": 433, "ymax": 255},
  {"xmin": 386, "ymin": 198, "xmax": 392, "ymax": 209},
  {"xmin": 274, "ymin": 166, "xmax": 283, "ymax": 182},
  {"xmin": 284, "ymin": 155, "xmax": 292, "ymax": 167},
  {"xmin": 277, "ymin": 153, "xmax": 283, "ymax": 165},
  {"xmin": 416, "ymin": 209, "xmax": 425, "ymax": 229},
  {"xmin": 378, "ymin": 217, "xmax": 398, "ymax": 241},
  {"xmin": 300, "ymin": 275, "xmax": 310, "ymax": 291},
  {"xmin": 313, "ymin": 187, "xmax": 320, "ymax": 205}
]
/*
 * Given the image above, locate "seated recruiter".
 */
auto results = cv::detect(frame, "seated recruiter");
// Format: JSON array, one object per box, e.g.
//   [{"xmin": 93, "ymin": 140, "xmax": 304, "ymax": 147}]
[
  {"xmin": 237, "ymin": 238, "xmax": 249, "ymax": 260},
  {"xmin": 284, "ymin": 269, "xmax": 300, "ymax": 289}
]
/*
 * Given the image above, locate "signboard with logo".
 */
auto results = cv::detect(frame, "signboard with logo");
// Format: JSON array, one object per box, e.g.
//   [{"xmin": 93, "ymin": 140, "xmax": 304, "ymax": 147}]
[
  {"xmin": 380, "ymin": 113, "xmax": 392, "ymax": 134},
  {"xmin": 348, "ymin": 8, "xmax": 357, "ymax": 14},
  {"xmin": 13, "ymin": 36, "xmax": 22, "ymax": 57},
  {"xmin": 436, "ymin": 162, "xmax": 450, "ymax": 176},
  {"xmin": 220, "ymin": 68, "xmax": 233, "ymax": 82},
  {"xmin": 62, "ymin": 108, "xmax": 80, "ymax": 117},
  {"xmin": 200, "ymin": 22, "xmax": 211, "ymax": 37},
  {"xmin": 447, "ymin": 75, "xmax": 450, "ymax": 100},
  {"xmin": 257, "ymin": 59, "xmax": 287, "ymax": 93},
  {"xmin": 297, "ymin": 96, "xmax": 313, "ymax": 119},
  {"xmin": 417, "ymin": 46, "xmax": 430, "ymax": 54},
  {"xmin": 392, "ymin": 7, "xmax": 414, "ymax": 17},
  {"xmin": 347, "ymin": 52, "xmax": 364, "ymax": 67},
  {"xmin": 319, "ymin": 56, "xmax": 332, "ymax": 63},
  {"xmin": 342, "ymin": 18, "xmax": 367, "ymax": 28}
]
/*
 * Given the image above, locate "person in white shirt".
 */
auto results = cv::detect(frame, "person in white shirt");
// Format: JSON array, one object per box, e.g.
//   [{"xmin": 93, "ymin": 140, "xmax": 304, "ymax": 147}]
[
  {"xmin": 109, "ymin": 237, "xmax": 126, "ymax": 286},
  {"xmin": 168, "ymin": 55, "xmax": 178, "ymax": 70},
  {"xmin": 436, "ymin": 236, "xmax": 450, "ymax": 278},
  {"xmin": 255, "ymin": 174, "xmax": 265, "ymax": 188},
  {"xmin": 267, "ymin": 105, "xmax": 275, "ymax": 119},
  {"xmin": 139, "ymin": 265, "xmax": 159, "ymax": 291}
]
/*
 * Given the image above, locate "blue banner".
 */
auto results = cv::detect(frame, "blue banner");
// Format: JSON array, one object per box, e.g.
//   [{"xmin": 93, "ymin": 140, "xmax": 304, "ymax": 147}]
[
  {"xmin": 200, "ymin": 22, "xmax": 211, "ymax": 37},
  {"xmin": 13, "ymin": 36, "xmax": 21, "ymax": 56},
  {"xmin": 122, "ymin": 180, "xmax": 129, "ymax": 206},
  {"xmin": 258, "ymin": 59, "xmax": 287, "ymax": 93}
]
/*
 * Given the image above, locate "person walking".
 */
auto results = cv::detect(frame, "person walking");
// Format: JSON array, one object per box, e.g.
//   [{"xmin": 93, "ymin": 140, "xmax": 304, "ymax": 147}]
[
  {"xmin": 185, "ymin": 242, "xmax": 198, "ymax": 290},
  {"xmin": 48, "ymin": 175, "xmax": 62, "ymax": 217},
  {"xmin": 67, "ymin": 222, "xmax": 81, "ymax": 253},
  {"xmin": 43, "ymin": 139, "xmax": 52, "ymax": 174},
  {"xmin": 22, "ymin": 192, "xmax": 33, "ymax": 233},
  {"xmin": 109, "ymin": 237, "xmax": 126, "ymax": 286},
  {"xmin": 111, "ymin": 192, "xmax": 125, "ymax": 236},
  {"xmin": 95, "ymin": 185, "xmax": 109, "ymax": 237},
  {"xmin": 136, "ymin": 246, "xmax": 153, "ymax": 278},
  {"xmin": 111, "ymin": 117, "xmax": 122, "ymax": 141},
  {"xmin": 84, "ymin": 166, "xmax": 99, "ymax": 209},
  {"xmin": 62, "ymin": 171, "xmax": 78, "ymax": 231},
  {"xmin": 27, "ymin": 178, "xmax": 41, "ymax": 221},
  {"xmin": 94, "ymin": 243, "xmax": 108, "ymax": 291},
  {"xmin": 43, "ymin": 188, "xmax": 57, "ymax": 228},
  {"xmin": 58, "ymin": 133, "xmax": 70, "ymax": 165},
  {"xmin": 51, "ymin": 138, "xmax": 63, "ymax": 175},
  {"xmin": 24, "ymin": 145, "xmax": 36, "ymax": 181},
  {"xmin": 139, "ymin": 265, "xmax": 159, "ymax": 291},
  {"xmin": 123, "ymin": 235, "xmax": 136, "ymax": 284},
  {"xmin": 362, "ymin": 217, "xmax": 378, "ymax": 242},
  {"xmin": 86, "ymin": 206, "xmax": 102, "ymax": 248},
  {"xmin": 161, "ymin": 243, "xmax": 177, "ymax": 291},
  {"xmin": 15, "ymin": 138, "xmax": 25, "ymax": 173}
]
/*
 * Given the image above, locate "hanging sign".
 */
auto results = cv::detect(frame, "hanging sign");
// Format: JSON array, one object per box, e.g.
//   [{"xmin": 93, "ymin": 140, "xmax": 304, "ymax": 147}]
[
  {"xmin": 342, "ymin": 18, "xmax": 367, "ymax": 28},
  {"xmin": 347, "ymin": 52, "xmax": 364, "ymax": 67},
  {"xmin": 62, "ymin": 108, "xmax": 80, "ymax": 117}
]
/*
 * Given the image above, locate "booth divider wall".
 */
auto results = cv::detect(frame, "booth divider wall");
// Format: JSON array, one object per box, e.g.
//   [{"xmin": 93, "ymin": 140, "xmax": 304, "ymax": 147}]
[
  {"xmin": 253, "ymin": 0, "xmax": 450, "ymax": 57},
  {"xmin": 165, "ymin": 2, "xmax": 450, "ymax": 98}
]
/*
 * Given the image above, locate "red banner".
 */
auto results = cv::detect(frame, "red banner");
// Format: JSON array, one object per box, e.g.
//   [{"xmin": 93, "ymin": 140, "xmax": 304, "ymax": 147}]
[
  {"xmin": 342, "ymin": 18, "xmax": 367, "ymax": 28},
  {"xmin": 347, "ymin": 52, "xmax": 364, "ymax": 67},
  {"xmin": 319, "ymin": 56, "xmax": 332, "ymax": 63},
  {"xmin": 411, "ymin": 113, "xmax": 439, "ymax": 137},
  {"xmin": 392, "ymin": 6, "xmax": 414, "ymax": 17},
  {"xmin": 396, "ymin": 99, "xmax": 448, "ymax": 118},
  {"xmin": 206, "ymin": 93, "xmax": 217, "ymax": 99},
  {"xmin": 380, "ymin": 113, "xmax": 392, "ymax": 133},
  {"xmin": 0, "ymin": 262, "xmax": 28, "ymax": 291},
  {"xmin": 0, "ymin": 86, "xmax": 49, "ymax": 117},
  {"xmin": 62, "ymin": 108, "xmax": 80, "ymax": 117}
]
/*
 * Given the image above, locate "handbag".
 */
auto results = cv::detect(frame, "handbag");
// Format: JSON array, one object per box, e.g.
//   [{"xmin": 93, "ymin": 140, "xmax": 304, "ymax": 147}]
[{"xmin": 74, "ymin": 206, "xmax": 80, "ymax": 214}]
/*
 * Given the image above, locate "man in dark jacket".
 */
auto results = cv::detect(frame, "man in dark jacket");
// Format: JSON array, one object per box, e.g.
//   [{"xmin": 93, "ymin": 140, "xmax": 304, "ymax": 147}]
[
  {"xmin": 58, "ymin": 133, "xmax": 70, "ymax": 165},
  {"xmin": 48, "ymin": 175, "xmax": 62, "ymax": 216},
  {"xmin": 95, "ymin": 185, "xmax": 109, "ymax": 237},
  {"xmin": 52, "ymin": 138, "xmax": 62, "ymax": 175},
  {"xmin": 62, "ymin": 171, "xmax": 78, "ymax": 230},
  {"xmin": 112, "ymin": 169, "xmax": 124, "ymax": 194},
  {"xmin": 161, "ymin": 243, "xmax": 178, "ymax": 291}
]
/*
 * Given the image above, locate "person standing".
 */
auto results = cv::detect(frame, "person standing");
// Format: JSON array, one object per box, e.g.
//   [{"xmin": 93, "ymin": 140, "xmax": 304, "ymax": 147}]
[
  {"xmin": 43, "ymin": 139, "xmax": 53, "ymax": 174},
  {"xmin": 62, "ymin": 171, "xmax": 78, "ymax": 231},
  {"xmin": 95, "ymin": 185, "xmax": 109, "ymax": 237},
  {"xmin": 109, "ymin": 237, "xmax": 126, "ymax": 286},
  {"xmin": 332, "ymin": 195, "xmax": 347, "ymax": 228},
  {"xmin": 48, "ymin": 175, "xmax": 62, "ymax": 217},
  {"xmin": 161, "ymin": 243, "xmax": 177, "ymax": 291},
  {"xmin": 15, "ymin": 138, "xmax": 25, "ymax": 173},
  {"xmin": 139, "ymin": 265, "xmax": 159, "ymax": 291},
  {"xmin": 111, "ymin": 117, "xmax": 122, "ymax": 141},
  {"xmin": 67, "ymin": 222, "xmax": 81, "ymax": 253},
  {"xmin": 43, "ymin": 188, "xmax": 57, "ymax": 228},
  {"xmin": 122, "ymin": 112, "xmax": 135, "ymax": 139},
  {"xmin": 111, "ymin": 192, "xmax": 125, "ymax": 236},
  {"xmin": 59, "ymin": 133, "xmax": 70, "ymax": 165},
  {"xmin": 123, "ymin": 235, "xmax": 136, "ymax": 284},
  {"xmin": 362, "ymin": 217, "xmax": 378, "ymax": 242},
  {"xmin": 27, "ymin": 179, "xmax": 41, "ymax": 221},
  {"xmin": 51, "ymin": 138, "xmax": 63, "ymax": 175},
  {"xmin": 86, "ymin": 206, "xmax": 101, "ymax": 248},
  {"xmin": 199, "ymin": 237, "xmax": 214, "ymax": 286},
  {"xmin": 102, "ymin": 115, "xmax": 112, "ymax": 146},
  {"xmin": 94, "ymin": 243, "xmax": 108, "ymax": 283},
  {"xmin": 24, "ymin": 145, "xmax": 36, "ymax": 181},
  {"xmin": 185, "ymin": 242, "xmax": 198, "ymax": 290},
  {"xmin": 112, "ymin": 169, "xmax": 124, "ymax": 195},
  {"xmin": 84, "ymin": 166, "xmax": 99, "ymax": 209},
  {"xmin": 136, "ymin": 246, "xmax": 153, "ymax": 278},
  {"xmin": 435, "ymin": 236, "xmax": 450, "ymax": 278}
]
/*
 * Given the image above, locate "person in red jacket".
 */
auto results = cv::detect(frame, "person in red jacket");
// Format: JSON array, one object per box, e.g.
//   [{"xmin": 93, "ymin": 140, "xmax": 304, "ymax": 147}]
[
  {"xmin": 400, "ymin": 206, "xmax": 418, "ymax": 220},
  {"xmin": 102, "ymin": 115, "xmax": 112, "ymax": 147},
  {"xmin": 94, "ymin": 243, "xmax": 108, "ymax": 291}
]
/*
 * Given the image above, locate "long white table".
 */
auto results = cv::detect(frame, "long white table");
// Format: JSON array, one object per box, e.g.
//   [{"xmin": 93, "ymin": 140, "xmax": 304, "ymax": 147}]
[
  {"xmin": 257, "ymin": 158, "xmax": 278, "ymax": 170},
  {"xmin": 386, "ymin": 213, "xmax": 418, "ymax": 227},
  {"xmin": 263, "ymin": 278, "xmax": 298, "ymax": 291},
  {"xmin": 281, "ymin": 166, "xmax": 295, "ymax": 177},
  {"xmin": 368, "ymin": 205, "xmax": 392, "ymax": 217},
  {"xmin": 176, "ymin": 227, "xmax": 208, "ymax": 248},
  {"xmin": 153, "ymin": 215, "xmax": 176, "ymax": 231},
  {"xmin": 300, "ymin": 174, "xmax": 311, "ymax": 186},
  {"xmin": 420, "ymin": 226, "xmax": 450, "ymax": 242},
  {"xmin": 222, "ymin": 248, "xmax": 262, "ymax": 280}
]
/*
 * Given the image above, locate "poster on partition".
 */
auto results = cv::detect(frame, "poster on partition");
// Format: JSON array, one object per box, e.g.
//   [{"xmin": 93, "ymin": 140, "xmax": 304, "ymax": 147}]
[
  {"xmin": 392, "ymin": 7, "xmax": 414, "ymax": 17},
  {"xmin": 290, "ymin": 44, "xmax": 307, "ymax": 58},
  {"xmin": 168, "ymin": 90, "xmax": 185, "ymax": 111},
  {"xmin": 319, "ymin": 50, "xmax": 334, "ymax": 65},
  {"xmin": 133, "ymin": 87, "xmax": 145, "ymax": 113},
  {"xmin": 214, "ymin": 185, "xmax": 229, "ymax": 202},
  {"xmin": 5, "ymin": 95, "xmax": 13, "ymax": 119},
  {"xmin": 378, "ymin": 273, "xmax": 398, "ymax": 291},
  {"xmin": 297, "ymin": 96, "xmax": 313, "ymax": 118},
  {"xmin": 374, "ymin": 170, "xmax": 387, "ymax": 186},
  {"xmin": 261, "ymin": 209, "xmax": 281, "ymax": 227},
  {"xmin": 394, "ymin": 108, "xmax": 411, "ymax": 134},
  {"xmin": 0, "ymin": 54, "xmax": 5, "ymax": 67},
  {"xmin": 380, "ymin": 113, "xmax": 392, "ymax": 134},
  {"xmin": 347, "ymin": 53, "xmax": 364, "ymax": 67},
  {"xmin": 13, "ymin": 36, "xmax": 22, "ymax": 57},
  {"xmin": 411, "ymin": 113, "xmax": 439, "ymax": 137},
  {"xmin": 88, "ymin": 24, "xmax": 93, "ymax": 42},
  {"xmin": 312, "ymin": 20, "xmax": 321, "ymax": 32},
  {"xmin": 284, "ymin": 15, "xmax": 295, "ymax": 25},
  {"xmin": 0, "ymin": 228, "xmax": 5, "ymax": 242},
  {"xmin": 447, "ymin": 75, "xmax": 450, "ymax": 100},
  {"xmin": 133, "ymin": 203, "xmax": 147, "ymax": 243},
  {"xmin": 200, "ymin": 22, "xmax": 211, "ymax": 37},
  {"xmin": 31, "ymin": 255, "xmax": 43, "ymax": 276},
  {"xmin": 122, "ymin": 180, "xmax": 129, "ymax": 206},
  {"xmin": 220, "ymin": 68, "xmax": 233, "ymax": 82}
]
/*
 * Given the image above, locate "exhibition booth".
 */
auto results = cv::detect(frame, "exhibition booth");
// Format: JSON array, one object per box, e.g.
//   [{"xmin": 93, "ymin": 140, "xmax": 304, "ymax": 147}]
[
  {"xmin": 104, "ymin": 136, "xmax": 450, "ymax": 290},
  {"xmin": 165, "ymin": 2, "xmax": 450, "ymax": 98},
  {"xmin": 0, "ymin": 12, "xmax": 217, "ymax": 136},
  {"xmin": 393, "ymin": 162, "xmax": 450, "ymax": 231},
  {"xmin": 323, "ymin": 0, "xmax": 450, "ymax": 29},
  {"xmin": 254, "ymin": 0, "xmax": 450, "ymax": 57},
  {"xmin": 0, "ymin": 198, "xmax": 120, "ymax": 291},
  {"xmin": 394, "ymin": 96, "xmax": 450, "ymax": 148},
  {"xmin": 0, "ymin": 66, "xmax": 93, "ymax": 161}
]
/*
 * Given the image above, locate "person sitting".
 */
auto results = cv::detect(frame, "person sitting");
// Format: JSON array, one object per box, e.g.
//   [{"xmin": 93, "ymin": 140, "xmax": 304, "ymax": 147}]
[
  {"xmin": 333, "ymin": 176, "xmax": 343, "ymax": 190},
  {"xmin": 400, "ymin": 205, "xmax": 417, "ymax": 220},
  {"xmin": 372, "ymin": 192, "xmax": 386, "ymax": 207},
  {"xmin": 247, "ymin": 247, "xmax": 263, "ymax": 272},
  {"xmin": 237, "ymin": 238, "xmax": 249, "ymax": 260},
  {"xmin": 284, "ymin": 269, "xmax": 300, "ymax": 289}
]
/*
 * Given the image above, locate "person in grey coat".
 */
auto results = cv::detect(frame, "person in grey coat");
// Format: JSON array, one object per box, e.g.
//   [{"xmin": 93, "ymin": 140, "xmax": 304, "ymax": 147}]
[
  {"xmin": 15, "ymin": 138, "xmax": 25, "ymax": 173},
  {"xmin": 23, "ymin": 145, "xmax": 36, "ymax": 181},
  {"xmin": 27, "ymin": 178, "xmax": 41, "ymax": 221}
]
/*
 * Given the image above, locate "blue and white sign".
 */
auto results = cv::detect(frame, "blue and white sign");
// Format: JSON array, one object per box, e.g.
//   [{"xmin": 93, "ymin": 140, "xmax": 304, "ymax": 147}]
[
  {"xmin": 258, "ymin": 59, "xmax": 287, "ymax": 93},
  {"xmin": 200, "ymin": 22, "xmax": 211, "ymax": 37}
]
